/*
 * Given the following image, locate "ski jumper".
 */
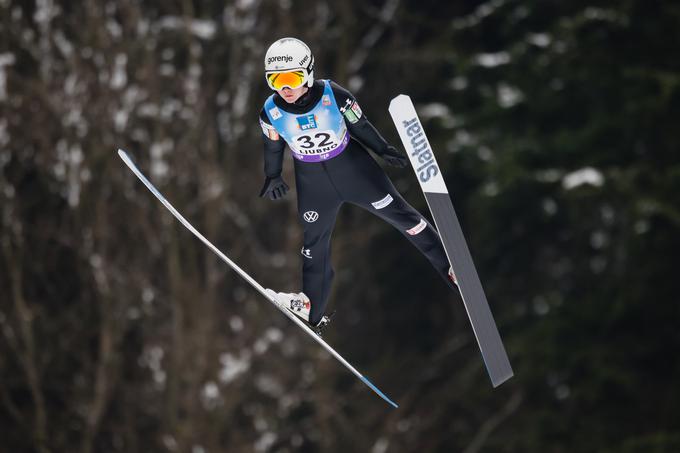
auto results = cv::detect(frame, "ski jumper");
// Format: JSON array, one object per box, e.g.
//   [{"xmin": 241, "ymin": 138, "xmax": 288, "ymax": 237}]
[{"xmin": 260, "ymin": 80, "xmax": 454, "ymax": 324}]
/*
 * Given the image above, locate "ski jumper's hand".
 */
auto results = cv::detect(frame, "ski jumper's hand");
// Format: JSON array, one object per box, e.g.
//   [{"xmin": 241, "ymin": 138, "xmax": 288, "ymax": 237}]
[
  {"xmin": 259, "ymin": 175, "xmax": 289, "ymax": 200},
  {"xmin": 380, "ymin": 145, "xmax": 408, "ymax": 168}
]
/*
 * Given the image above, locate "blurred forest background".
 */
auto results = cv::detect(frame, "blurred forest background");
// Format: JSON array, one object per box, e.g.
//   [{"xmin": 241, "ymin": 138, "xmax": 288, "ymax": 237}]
[{"xmin": 1, "ymin": 0, "xmax": 679, "ymax": 452}]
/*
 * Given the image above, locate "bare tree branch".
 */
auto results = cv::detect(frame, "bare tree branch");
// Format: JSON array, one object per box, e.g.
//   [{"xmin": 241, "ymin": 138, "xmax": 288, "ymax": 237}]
[
  {"xmin": 347, "ymin": 0, "xmax": 401, "ymax": 77},
  {"xmin": 1, "ymin": 233, "xmax": 50, "ymax": 453},
  {"xmin": 463, "ymin": 391, "xmax": 524, "ymax": 453}
]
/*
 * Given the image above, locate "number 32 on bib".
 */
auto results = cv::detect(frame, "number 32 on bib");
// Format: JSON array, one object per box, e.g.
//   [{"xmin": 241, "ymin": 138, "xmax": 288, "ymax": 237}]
[
  {"xmin": 291, "ymin": 129, "xmax": 350, "ymax": 161},
  {"xmin": 294, "ymin": 130, "xmax": 338, "ymax": 153}
]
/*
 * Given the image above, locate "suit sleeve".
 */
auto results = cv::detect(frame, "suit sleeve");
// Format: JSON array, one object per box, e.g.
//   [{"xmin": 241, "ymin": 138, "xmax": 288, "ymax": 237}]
[
  {"xmin": 259, "ymin": 109, "xmax": 286, "ymax": 178},
  {"xmin": 330, "ymin": 80, "xmax": 391, "ymax": 155}
]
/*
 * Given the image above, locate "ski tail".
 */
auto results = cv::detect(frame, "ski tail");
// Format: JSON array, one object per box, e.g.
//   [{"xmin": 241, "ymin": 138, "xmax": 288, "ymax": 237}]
[
  {"xmin": 388, "ymin": 95, "xmax": 513, "ymax": 388},
  {"xmin": 118, "ymin": 149, "xmax": 399, "ymax": 408},
  {"xmin": 360, "ymin": 375, "xmax": 399, "ymax": 408}
]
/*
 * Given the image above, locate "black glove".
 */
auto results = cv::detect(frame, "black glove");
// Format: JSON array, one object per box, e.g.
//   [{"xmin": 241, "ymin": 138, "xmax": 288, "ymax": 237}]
[
  {"xmin": 380, "ymin": 145, "xmax": 408, "ymax": 168},
  {"xmin": 259, "ymin": 175, "xmax": 289, "ymax": 200}
]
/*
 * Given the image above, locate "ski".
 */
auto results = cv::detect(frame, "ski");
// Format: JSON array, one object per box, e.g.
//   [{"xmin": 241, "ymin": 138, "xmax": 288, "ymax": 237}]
[
  {"xmin": 388, "ymin": 96, "xmax": 513, "ymax": 388},
  {"xmin": 117, "ymin": 149, "xmax": 398, "ymax": 408}
]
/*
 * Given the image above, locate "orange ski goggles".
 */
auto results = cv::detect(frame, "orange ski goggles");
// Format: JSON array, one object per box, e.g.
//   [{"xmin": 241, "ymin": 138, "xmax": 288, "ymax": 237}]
[{"xmin": 266, "ymin": 70, "xmax": 306, "ymax": 90}]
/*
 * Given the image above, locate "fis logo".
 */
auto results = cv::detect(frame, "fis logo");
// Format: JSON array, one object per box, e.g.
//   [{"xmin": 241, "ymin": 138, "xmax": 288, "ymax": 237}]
[
  {"xmin": 297, "ymin": 114, "xmax": 318, "ymax": 130},
  {"xmin": 402, "ymin": 118, "xmax": 439, "ymax": 183},
  {"xmin": 267, "ymin": 55, "xmax": 293, "ymax": 65},
  {"xmin": 269, "ymin": 107, "xmax": 282, "ymax": 120}
]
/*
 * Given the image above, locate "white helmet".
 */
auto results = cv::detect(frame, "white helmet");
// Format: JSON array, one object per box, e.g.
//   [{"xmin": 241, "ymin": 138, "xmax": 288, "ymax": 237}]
[{"xmin": 264, "ymin": 37, "xmax": 315, "ymax": 89}]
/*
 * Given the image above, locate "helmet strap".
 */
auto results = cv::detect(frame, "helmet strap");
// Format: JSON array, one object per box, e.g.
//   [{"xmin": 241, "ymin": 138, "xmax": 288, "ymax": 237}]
[{"xmin": 306, "ymin": 55, "xmax": 315, "ymax": 87}]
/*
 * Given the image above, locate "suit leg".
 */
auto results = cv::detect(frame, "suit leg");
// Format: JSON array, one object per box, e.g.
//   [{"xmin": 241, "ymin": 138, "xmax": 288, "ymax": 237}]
[{"xmin": 295, "ymin": 167, "xmax": 343, "ymax": 324}]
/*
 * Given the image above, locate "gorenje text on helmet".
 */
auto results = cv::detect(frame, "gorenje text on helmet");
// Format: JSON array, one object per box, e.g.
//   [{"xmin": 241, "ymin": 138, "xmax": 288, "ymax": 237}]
[{"xmin": 267, "ymin": 55, "xmax": 293, "ymax": 65}]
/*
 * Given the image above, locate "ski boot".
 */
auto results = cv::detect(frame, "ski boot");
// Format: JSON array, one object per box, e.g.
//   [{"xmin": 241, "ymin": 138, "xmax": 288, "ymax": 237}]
[
  {"xmin": 311, "ymin": 311, "xmax": 335, "ymax": 337},
  {"xmin": 448, "ymin": 266, "xmax": 458, "ymax": 285},
  {"xmin": 267, "ymin": 290, "xmax": 333, "ymax": 335}
]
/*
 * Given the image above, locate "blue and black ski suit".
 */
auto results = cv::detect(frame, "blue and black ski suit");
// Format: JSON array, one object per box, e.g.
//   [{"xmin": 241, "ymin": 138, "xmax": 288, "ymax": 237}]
[{"xmin": 259, "ymin": 79, "xmax": 453, "ymax": 324}]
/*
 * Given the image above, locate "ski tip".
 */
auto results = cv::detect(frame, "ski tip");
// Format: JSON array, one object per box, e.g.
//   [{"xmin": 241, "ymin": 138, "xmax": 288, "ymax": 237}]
[
  {"xmin": 118, "ymin": 149, "xmax": 133, "ymax": 166},
  {"xmin": 117, "ymin": 150, "xmax": 136, "ymax": 170},
  {"xmin": 360, "ymin": 375, "xmax": 399, "ymax": 409}
]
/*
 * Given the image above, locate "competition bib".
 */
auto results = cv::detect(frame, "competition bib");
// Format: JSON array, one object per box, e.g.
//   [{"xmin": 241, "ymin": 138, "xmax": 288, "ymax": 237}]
[
  {"xmin": 290, "ymin": 129, "xmax": 350, "ymax": 161},
  {"xmin": 263, "ymin": 80, "xmax": 350, "ymax": 163}
]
